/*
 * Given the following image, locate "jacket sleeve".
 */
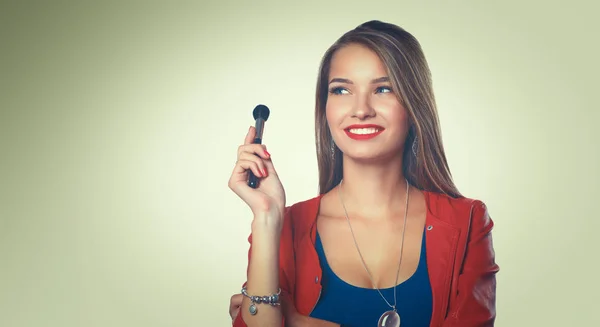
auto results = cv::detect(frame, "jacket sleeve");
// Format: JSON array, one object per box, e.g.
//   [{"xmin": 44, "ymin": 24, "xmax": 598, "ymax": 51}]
[
  {"xmin": 233, "ymin": 206, "xmax": 296, "ymax": 327},
  {"xmin": 444, "ymin": 200, "xmax": 500, "ymax": 327}
]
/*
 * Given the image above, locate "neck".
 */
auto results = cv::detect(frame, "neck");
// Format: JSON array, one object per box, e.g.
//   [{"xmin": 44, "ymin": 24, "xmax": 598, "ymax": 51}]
[{"xmin": 337, "ymin": 154, "xmax": 410, "ymax": 220}]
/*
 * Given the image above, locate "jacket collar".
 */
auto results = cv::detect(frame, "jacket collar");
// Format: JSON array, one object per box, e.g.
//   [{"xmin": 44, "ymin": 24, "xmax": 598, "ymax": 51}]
[{"xmin": 291, "ymin": 190, "xmax": 465, "ymax": 245}]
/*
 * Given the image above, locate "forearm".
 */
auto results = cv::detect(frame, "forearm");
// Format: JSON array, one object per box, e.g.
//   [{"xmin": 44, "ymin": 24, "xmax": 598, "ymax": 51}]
[{"xmin": 241, "ymin": 215, "xmax": 283, "ymax": 327}]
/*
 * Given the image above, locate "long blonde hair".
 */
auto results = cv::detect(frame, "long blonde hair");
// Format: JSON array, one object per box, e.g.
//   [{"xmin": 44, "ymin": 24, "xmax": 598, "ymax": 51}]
[{"xmin": 315, "ymin": 20, "xmax": 462, "ymax": 198}]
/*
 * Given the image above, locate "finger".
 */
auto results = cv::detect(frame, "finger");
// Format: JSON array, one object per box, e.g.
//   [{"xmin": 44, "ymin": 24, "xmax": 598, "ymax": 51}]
[
  {"xmin": 232, "ymin": 293, "xmax": 243, "ymax": 305},
  {"xmin": 233, "ymin": 158, "xmax": 264, "ymax": 180},
  {"xmin": 237, "ymin": 143, "xmax": 270, "ymax": 160},
  {"xmin": 229, "ymin": 294, "xmax": 243, "ymax": 320},
  {"xmin": 229, "ymin": 303, "xmax": 238, "ymax": 320},
  {"xmin": 244, "ymin": 125, "xmax": 256, "ymax": 145},
  {"xmin": 230, "ymin": 308, "xmax": 239, "ymax": 321},
  {"xmin": 238, "ymin": 152, "xmax": 268, "ymax": 177}
]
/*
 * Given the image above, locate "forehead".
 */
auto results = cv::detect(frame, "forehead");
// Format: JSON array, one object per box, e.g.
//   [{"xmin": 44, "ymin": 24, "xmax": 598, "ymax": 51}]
[{"xmin": 329, "ymin": 43, "xmax": 388, "ymax": 79}]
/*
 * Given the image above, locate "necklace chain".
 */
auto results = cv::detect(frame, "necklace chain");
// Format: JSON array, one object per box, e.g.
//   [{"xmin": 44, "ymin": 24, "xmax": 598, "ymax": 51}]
[{"xmin": 338, "ymin": 179, "xmax": 410, "ymax": 311}]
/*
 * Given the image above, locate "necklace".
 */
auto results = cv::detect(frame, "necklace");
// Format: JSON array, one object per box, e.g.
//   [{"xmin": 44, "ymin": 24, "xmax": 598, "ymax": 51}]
[{"xmin": 338, "ymin": 179, "xmax": 409, "ymax": 327}]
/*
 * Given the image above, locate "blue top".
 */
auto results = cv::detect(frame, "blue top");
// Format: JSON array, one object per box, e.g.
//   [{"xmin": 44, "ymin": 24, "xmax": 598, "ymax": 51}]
[{"xmin": 309, "ymin": 229, "xmax": 433, "ymax": 327}]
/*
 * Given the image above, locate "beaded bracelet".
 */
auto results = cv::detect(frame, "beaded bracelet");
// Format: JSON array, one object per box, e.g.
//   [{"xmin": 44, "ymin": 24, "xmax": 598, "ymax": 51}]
[{"xmin": 241, "ymin": 287, "xmax": 281, "ymax": 315}]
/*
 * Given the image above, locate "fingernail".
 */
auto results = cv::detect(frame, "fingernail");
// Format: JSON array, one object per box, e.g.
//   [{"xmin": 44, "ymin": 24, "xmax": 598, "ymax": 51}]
[
  {"xmin": 262, "ymin": 168, "xmax": 268, "ymax": 176},
  {"xmin": 264, "ymin": 150, "xmax": 271, "ymax": 157}
]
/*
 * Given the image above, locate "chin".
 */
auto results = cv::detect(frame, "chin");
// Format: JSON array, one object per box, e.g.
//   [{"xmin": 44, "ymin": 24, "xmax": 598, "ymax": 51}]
[
  {"xmin": 341, "ymin": 144, "xmax": 402, "ymax": 163},
  {"xmin": 342, "ymin": 150, "xmax": 389, "ymax": 163}
]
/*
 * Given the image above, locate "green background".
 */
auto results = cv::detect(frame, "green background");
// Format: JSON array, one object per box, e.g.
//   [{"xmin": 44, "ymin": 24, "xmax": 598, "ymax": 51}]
[{"xmin": 1, "ymin": 1, "xmax": 598, "ymax": 326}]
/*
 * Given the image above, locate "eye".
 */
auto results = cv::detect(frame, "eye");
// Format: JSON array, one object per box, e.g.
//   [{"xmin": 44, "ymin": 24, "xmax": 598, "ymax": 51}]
[
  {"xmin": 329, "ymin": 87, "xmax": 349, "ymax": 95},
  {"xmin": 375, "ymin": 86, "xmax": 392, "ymax": 94}
]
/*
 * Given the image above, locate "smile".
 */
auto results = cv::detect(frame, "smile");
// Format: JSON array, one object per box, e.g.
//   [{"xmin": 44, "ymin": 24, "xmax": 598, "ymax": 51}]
[{"xmin": 344, "ymin": 124, "xmax": 385, "ymax": 140}]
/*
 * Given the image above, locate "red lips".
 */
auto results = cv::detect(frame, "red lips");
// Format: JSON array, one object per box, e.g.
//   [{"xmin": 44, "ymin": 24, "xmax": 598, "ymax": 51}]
[{"xmin": 344, "ymin": 124, "xmax": 385, "ymax": 140}]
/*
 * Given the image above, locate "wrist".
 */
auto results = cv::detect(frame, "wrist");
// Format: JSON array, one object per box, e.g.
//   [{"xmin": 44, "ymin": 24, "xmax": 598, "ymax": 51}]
[{"xmin": 252, "ymin": 210, "xmax": 283, "ymax": 233}]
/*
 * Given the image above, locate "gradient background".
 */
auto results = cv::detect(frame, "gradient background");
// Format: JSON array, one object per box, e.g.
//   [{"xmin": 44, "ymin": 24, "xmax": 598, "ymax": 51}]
[{"xmin": 1, "ymin": 1, "xmax": 598, "ymax": 326}]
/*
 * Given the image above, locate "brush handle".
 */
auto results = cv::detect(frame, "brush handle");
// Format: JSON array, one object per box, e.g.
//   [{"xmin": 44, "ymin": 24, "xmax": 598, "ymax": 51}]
[{"xmin": 247, "ymin": 137, "xmax": 262, "ymax": 188}]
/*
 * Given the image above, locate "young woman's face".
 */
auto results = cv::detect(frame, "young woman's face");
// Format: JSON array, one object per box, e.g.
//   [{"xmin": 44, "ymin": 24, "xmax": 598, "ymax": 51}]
[{"xmin": 326, "ymin": 43, "xmax": 409, "ymax": 162}]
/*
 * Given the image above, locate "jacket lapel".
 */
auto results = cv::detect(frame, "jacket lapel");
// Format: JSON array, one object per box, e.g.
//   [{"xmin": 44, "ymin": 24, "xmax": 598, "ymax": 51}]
[
  {"xmin": 424, "ymin": 191, "xmax": 461, "ymax": 326},
  {"xmin": 291, "ymin": 195, "xmax": 323, "ymax": 315}
]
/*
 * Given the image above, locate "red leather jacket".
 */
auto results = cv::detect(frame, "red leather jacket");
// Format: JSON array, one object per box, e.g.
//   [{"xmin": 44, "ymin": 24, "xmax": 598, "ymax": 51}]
[{"xmin": 233, "ymin": 191, "xmax": 499, "ymax": 326}]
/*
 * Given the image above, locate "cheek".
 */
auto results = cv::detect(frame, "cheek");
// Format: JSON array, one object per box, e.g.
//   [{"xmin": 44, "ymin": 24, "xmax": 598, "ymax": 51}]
[
  {"xmin": 325, "ymin": 101, "xmax": 344, "ymax": 127},
  {"xmin": 379, "ymin": 99, "xmax": 409, "ymax": 125},
  {"xmin": 325, "ymin": 104, "xmax": 347, "ymax": 145},
  {"xmin": 394, "ymin": 108, "xmax": 409, "ymax": 127}
]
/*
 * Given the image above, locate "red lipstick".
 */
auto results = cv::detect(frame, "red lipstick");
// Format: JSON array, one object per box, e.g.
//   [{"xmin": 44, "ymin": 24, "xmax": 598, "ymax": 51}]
[{"xmin": 344, "ymin": 124, "xmax": 385, "ymax": 140}]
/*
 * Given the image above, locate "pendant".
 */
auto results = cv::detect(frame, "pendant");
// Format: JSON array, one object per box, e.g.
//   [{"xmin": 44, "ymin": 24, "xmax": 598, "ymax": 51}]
[
  {"xmin": 378, "ymin": 310, "xmax": 400, "ymax": 327},
  {"xmin": 249, "ymin": 303, "xmax": 257, "ymax": 315}
]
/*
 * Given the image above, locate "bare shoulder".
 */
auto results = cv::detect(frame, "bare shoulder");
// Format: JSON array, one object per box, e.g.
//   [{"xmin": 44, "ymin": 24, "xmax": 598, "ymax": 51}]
[
  {"xmin": 314, "ymin": 189, "xmax": 338, "ymax": 218},
  {"xmin": 410, "ymin": 186, "xmax": 427, "ymax": 213}
]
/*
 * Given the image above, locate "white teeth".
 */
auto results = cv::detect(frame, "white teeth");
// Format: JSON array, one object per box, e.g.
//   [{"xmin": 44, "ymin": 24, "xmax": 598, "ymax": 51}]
[{"xmin": 348, "ymin": 128, "xmax": 380, "ymax": 134}]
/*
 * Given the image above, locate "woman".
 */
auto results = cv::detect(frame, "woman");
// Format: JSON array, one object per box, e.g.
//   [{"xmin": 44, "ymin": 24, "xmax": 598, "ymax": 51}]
[{"xmin": 227, "ymin": 20, "xmax": 499, "ymax": 327}]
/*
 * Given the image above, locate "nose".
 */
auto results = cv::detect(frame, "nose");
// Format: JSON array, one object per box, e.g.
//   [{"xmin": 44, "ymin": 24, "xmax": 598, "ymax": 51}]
[{"xmin": 351, "ymin": 93, "xmax": 376, "ymax": 119}]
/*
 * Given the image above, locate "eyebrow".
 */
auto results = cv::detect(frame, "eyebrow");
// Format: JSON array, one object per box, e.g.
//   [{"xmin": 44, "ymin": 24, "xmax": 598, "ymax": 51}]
[{"xmin": 328, "ymin": 77, "xmax": 390, "ymax": 84}]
